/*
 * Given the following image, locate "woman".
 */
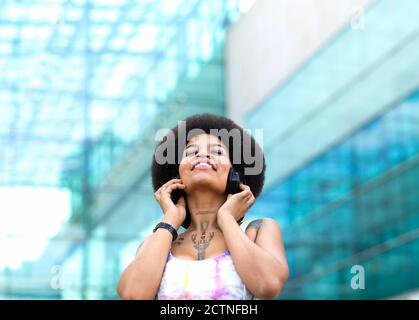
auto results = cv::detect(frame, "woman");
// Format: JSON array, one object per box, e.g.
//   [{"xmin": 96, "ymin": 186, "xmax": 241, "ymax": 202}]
[{"xmin": 117, "ymin": 113, "xmax": 289, "ymax": 300}]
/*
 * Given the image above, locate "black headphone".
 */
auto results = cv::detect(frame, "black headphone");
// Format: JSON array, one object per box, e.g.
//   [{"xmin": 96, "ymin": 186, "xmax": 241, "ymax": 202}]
[{"xmin": 170, "ymin": 167, "xmax": 246, "ymax": 229}]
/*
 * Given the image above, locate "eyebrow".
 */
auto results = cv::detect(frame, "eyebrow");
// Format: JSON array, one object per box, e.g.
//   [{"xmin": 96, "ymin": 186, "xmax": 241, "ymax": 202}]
[{"xmin": 185, "ymin": 143, "xmax": 226, "ymax": 150}]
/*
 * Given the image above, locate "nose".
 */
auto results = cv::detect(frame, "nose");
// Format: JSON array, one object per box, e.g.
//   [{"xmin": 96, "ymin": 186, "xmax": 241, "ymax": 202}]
[{"xmin": 196, "ymin": 148, "xmax": 210, "ymax": 159}]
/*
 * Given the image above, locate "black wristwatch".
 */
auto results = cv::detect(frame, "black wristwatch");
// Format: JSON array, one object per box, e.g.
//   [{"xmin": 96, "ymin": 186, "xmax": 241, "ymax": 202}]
[{"xmin": 153, "ymin": 222, "xmax": 178, "ymax": 241}]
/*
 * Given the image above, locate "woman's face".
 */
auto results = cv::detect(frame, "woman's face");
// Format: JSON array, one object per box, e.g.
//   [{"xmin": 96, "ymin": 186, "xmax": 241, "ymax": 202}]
[{"xmin": 179, "ymin": 134, "xmax": 232, "ymax": 195}]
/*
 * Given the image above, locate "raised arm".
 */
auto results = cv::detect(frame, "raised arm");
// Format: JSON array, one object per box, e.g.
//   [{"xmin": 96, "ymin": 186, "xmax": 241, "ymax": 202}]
[
  {"xmin": 117, "ymin": 230, "xmax": 170, "ymax": 299},
  {"xmin": 218, "ymin": 215, "xmax": 289, "ymax": 299},
  {"xmin": 117, "ymin": 179, "xmax": 186, "ymax": 300},
  {"xmin": 217, "ymin": 184, "xmax": 289, "ymax": 299}
]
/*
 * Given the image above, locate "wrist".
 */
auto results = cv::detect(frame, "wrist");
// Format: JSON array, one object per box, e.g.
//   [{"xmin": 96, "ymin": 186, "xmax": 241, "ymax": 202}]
[
  {"xmin": 153, "ymin": 222, "xmax": 178, "ymax": 241},
  {"xmin": 217, "ymin": 210, "xmax": 235, "ymax": 228},
  {"xmin": 161, "ymin": 215, "xmax": 182, "ymax": 230}
]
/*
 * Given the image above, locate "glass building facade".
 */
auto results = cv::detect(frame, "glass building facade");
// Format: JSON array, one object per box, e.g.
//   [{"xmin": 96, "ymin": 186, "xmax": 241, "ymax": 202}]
[
  {"xmin": 1, "ymin": 0, "xmax": 418, "ymax": 300},
  {"xmin": 243, "ymin": 0, "xmax": 419, "ymax": 299},
  {"xmin": 248, "ymin": 91, "xmax": 419, "ymax": 299},
  {"xmin": 0, "ymin": 0, "xmax": 245, "ymax": 299}
]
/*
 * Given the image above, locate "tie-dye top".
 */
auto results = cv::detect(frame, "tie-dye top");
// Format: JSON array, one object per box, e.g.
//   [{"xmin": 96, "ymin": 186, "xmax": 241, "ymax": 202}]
[{"xmin": 157, "ymin": 220, "xmax": 256, "ymax": 300}]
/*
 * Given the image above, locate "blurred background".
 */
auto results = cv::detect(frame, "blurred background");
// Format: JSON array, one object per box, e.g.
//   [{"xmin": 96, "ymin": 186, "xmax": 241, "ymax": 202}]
[{"xmin": 0, "ymin": 0, "xmax": 418, "ymax": 300}]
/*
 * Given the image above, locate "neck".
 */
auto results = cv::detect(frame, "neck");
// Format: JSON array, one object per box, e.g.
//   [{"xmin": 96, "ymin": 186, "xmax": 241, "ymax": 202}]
[{"xmin": 186, "ymin": 189, "xmax": 227, "ymax": 231}]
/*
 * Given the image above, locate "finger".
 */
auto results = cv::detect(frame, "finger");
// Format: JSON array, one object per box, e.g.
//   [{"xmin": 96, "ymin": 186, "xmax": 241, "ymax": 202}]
[
  {"xmin": 165, "ymin": 183, "xmax": 185, "ymax": 191},
  {"xmin": 160, "ymin": 180, "xmax": 183, "ymax": 193},
  {"xmin": 241, "ymin": 194, "xmax": 253, "ymax": 206},
  {"xmin": 244, "ymin": 193, "xmax": 253, "ymax": 201},
  {"xmin": 162, "ymin": 183, "xmax": 186, "ymax": 195},
  {"xmin": 240, "ymin": 183, "xmax": 251, "ymax": 192},
  {"xmin": 242, "ymin": 185, "xmax": 253, "ymax": 197},
  {"xmin": 154, "ymin": 187, "xmax": 162, "ymax": 198},
  {"xmin": 246, "ymin": 194, "xmax": 255, "ymax": 203},
  {"xmin": 177, "ymin": 196, "xmax": 186, "ymax": 207},
  {"xmin": 239, "ymin": 183, "xmax": 250, "ymax": 190},
  {"xmin": 238, "ymin": 188, "xmax": 252, "ymax": 198},
  {"xmin": 161, "ymin": 178, "xmax": 183, "ymax": 190}
]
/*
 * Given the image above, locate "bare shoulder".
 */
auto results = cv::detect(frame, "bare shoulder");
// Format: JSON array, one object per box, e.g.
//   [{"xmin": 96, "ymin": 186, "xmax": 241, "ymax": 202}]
[
  {"xmin": 246, "ymin": 218, "xmax": 287, "ymax": 268},
  {"xmin": 246, "ymin": 218, "xmax": 281, "ymax": 231},
  {"xmin": 245, "ymin": 218, "xmax": 282, "ymax": 242},
  {"xmin": 246, "ymin": 218, "xmax": 276, "ymax": 242},
  {"xmin": 246, "ymin": 218, "xmax": 263, "ymax": 230}
]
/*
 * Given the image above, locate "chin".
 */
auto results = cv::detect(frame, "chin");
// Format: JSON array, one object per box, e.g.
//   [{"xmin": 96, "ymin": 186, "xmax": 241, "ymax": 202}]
[
  {"xmin": 189, "ymin": 175, "xmax": 215, "ymax": 186},
  {"xmin": 187, "ymin": 177, "xmax": 224, "ymax": 193}
]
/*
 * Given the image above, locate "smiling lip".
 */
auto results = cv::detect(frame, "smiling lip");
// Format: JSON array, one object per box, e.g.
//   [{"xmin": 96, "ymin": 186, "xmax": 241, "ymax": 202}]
[{"xmin": 191, "ymin": 159, "xmax": 216, "ymax": 171}]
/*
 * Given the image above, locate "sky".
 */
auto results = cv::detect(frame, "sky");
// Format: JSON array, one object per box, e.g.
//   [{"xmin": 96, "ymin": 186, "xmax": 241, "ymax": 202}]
[{"xmin": 0, "ymin": 187, "xmax": 71, "ymax": 271}]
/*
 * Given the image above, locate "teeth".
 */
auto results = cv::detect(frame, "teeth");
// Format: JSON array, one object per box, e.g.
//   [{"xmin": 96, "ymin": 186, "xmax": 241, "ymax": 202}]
[{"xmin": 195, "ymin": 163, "xmax": 212, "ymax": 169}]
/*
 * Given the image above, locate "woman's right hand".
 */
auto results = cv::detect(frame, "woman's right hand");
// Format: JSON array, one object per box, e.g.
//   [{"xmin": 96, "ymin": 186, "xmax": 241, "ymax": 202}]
[{"xmin": 154, "ymin": 178, "xmax": 186, "ymax": 230}]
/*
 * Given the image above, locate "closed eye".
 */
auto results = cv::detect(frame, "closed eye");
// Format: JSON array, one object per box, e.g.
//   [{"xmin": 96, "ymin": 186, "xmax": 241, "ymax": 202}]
[
  {"xmin": 184, "ymin": 148, "xmax": 198, "ymax": 157},
  {"xmin": 211, "ymin": 148, "xmax": 225, "ymax": 155}
]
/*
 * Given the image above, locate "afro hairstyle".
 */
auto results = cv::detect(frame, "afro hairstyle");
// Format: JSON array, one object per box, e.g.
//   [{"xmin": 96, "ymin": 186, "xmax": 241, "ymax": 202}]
[{"xmin": 151, "ymin": 113, "xmax": 266, "ymax": 229}]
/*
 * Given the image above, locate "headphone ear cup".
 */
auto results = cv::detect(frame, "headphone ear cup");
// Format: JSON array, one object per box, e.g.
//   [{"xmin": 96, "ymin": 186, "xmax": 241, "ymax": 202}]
[
  {"xmin": 225, "ymin": 167, "xmax": 244, "ymax": 194},
  {"xmin": 225, "ymin": 168, "xmax": 247, "ymax": 225},
  {"xmin": 225, "ymin": 167, "xmax": 233, "ymax": 194}
]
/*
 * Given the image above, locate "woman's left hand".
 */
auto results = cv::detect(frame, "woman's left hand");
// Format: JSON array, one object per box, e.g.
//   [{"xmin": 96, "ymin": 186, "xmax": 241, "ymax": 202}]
[{"xmin": 217, "ymin": 183, "xmax": 255, "ymax": 223}]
